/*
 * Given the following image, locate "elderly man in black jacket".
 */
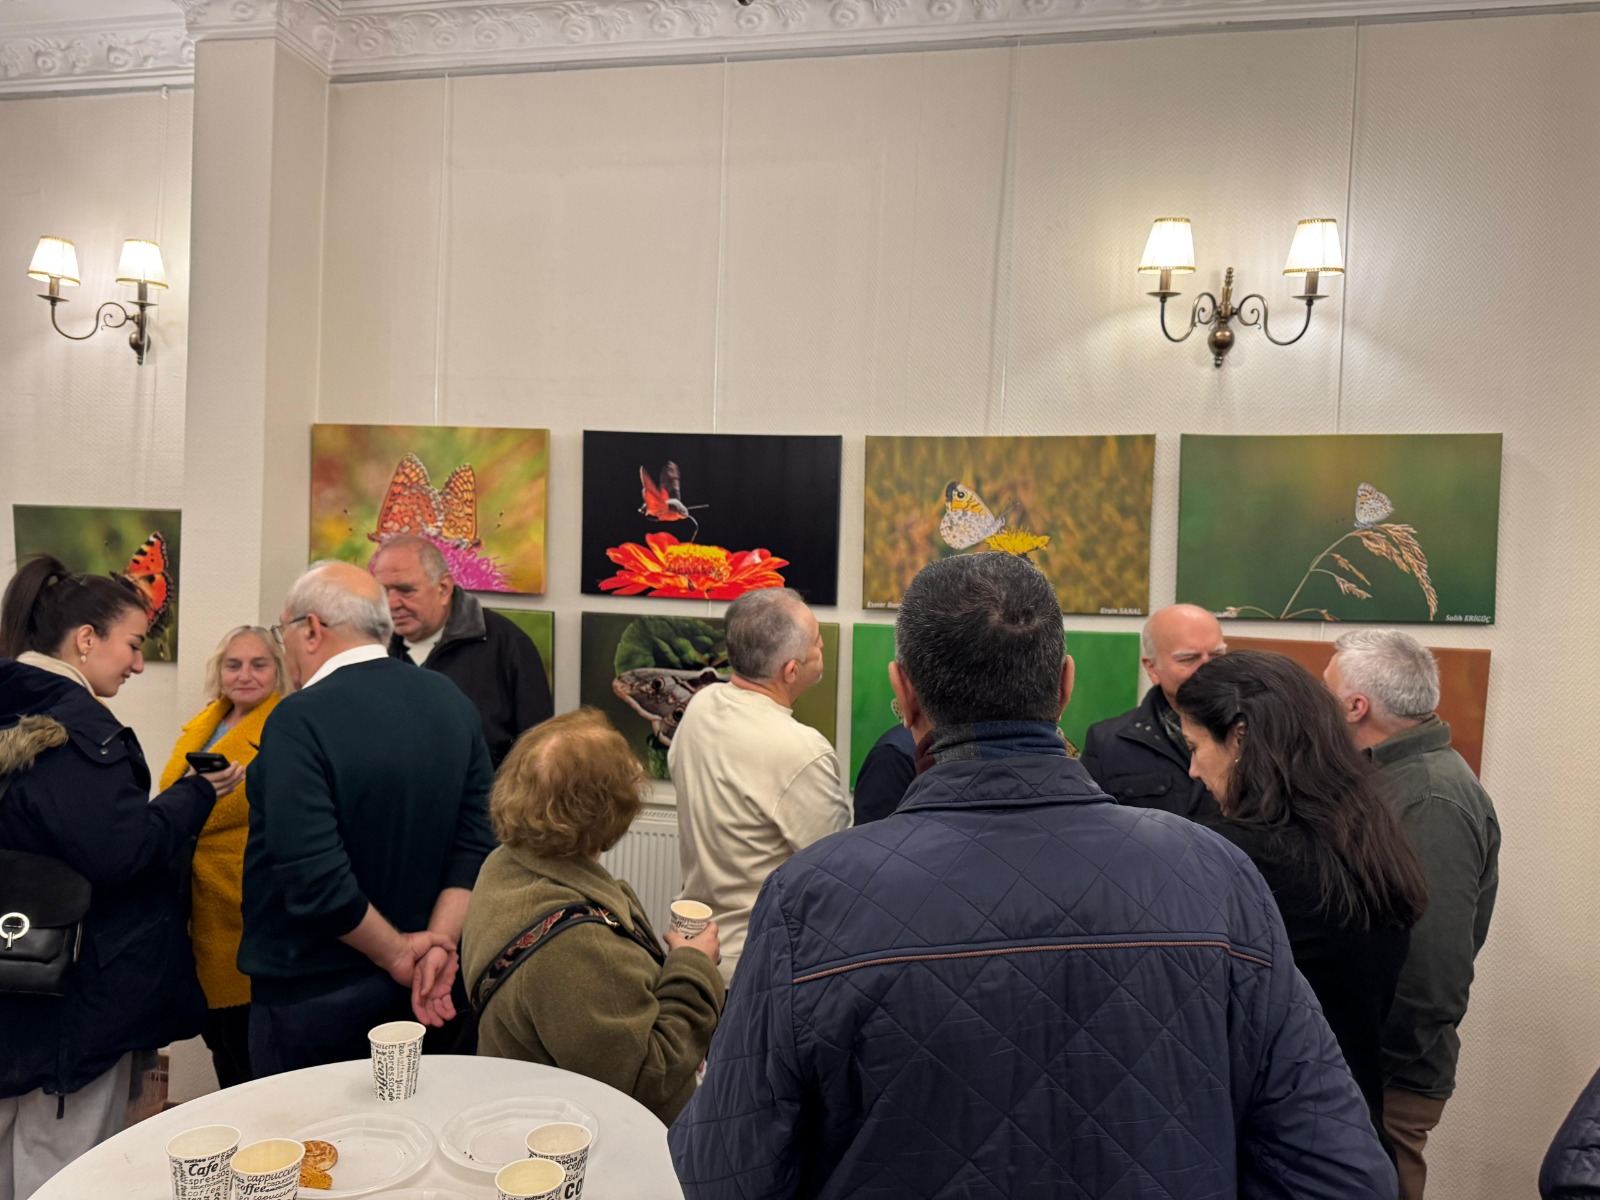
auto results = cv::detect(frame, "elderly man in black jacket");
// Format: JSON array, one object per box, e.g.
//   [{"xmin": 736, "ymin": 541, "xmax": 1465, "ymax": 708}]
[
  {"xmin": 1080, "ymin": 603, "xmax": 1226, "ymax": 821},
  {"xmin": 371, "ymin": 535, "xmax": 554, "ymax": 767}
]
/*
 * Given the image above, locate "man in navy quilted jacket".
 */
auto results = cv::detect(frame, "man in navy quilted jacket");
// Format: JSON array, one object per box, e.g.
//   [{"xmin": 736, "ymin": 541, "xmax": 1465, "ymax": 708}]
[{"xmin": 670, "ymin": 554, "xmax": 1396, "ymax": 1200}]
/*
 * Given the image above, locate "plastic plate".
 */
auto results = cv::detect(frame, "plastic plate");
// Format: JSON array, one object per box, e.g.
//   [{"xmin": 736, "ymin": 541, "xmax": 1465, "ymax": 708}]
[
  {"xmin": 289, "ymin": 1112, "xmax": 436, "ymax": 1198},
  {"xmin": 438, "ymin": 1097, "xmax": 599, "ymax": 1175}
]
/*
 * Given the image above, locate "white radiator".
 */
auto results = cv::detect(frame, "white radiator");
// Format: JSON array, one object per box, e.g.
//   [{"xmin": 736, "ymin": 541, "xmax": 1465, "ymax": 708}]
[{"xmin": 601, "ymin": 805, "xmax": 682, "ymax": 934}]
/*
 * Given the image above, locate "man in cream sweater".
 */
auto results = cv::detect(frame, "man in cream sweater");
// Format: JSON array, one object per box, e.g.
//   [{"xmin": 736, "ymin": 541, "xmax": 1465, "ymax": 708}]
[{"xmin": 669, "ymin": 588, "xmax": 849, "ymax": 983}]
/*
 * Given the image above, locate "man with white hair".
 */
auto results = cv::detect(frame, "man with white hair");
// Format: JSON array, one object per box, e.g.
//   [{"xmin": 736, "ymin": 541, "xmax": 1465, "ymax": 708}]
[
  {"xmin": 669, "ymin": 588, "xmax": 848, "ymax": 982},
  {"xmin": 1325, "ymin": 628, "xmax": 1501, "ymax": 1200},
  {"xmin": 241, "ymin": 562, "xmax": 497, "ymax": 1075},
  {"xmin": 1081, "ymin": 603, "xmax": 1226, "ymax": 820}
]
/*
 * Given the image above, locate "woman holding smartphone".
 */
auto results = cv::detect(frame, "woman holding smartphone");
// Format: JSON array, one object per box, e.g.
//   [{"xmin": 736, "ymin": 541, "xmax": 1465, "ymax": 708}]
[
  {"xmin": 0, "ymin": 556, "xmax": 244, "ymax": 1198},
  {"xmin": 158, "ymin": 625, "xmax": 286, "ymax": 1090}
]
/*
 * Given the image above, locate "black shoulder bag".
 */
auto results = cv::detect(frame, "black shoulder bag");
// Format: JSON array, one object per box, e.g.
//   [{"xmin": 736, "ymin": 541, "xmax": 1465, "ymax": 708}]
[
  {"xmin": 471, "ymin": 901, "xmax": 666, "ymax": 1015},
  {"xmin": 0, "ymin": 846, "xmax": 92, "ymax": 997}
]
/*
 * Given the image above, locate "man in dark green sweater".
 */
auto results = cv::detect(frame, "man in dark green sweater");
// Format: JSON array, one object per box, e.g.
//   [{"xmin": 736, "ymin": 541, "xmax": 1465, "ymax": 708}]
[
  {"xmin": 1326, "ymin": 629, "xmax": 1501, "ymax": 1200},
  {"xmin": 241, "ymin": 562, "xmax": 497, "ymax": 1077}
]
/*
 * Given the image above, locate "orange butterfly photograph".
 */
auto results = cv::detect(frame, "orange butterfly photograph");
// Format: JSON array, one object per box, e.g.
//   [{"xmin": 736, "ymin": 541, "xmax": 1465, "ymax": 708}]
[
  {"xmin": 12, "ymin": 505, "xmax": 182, "ymax": 661},
  {"xmin": 310, "ymin": 424, "xmax": 549, "ymax": 594}
]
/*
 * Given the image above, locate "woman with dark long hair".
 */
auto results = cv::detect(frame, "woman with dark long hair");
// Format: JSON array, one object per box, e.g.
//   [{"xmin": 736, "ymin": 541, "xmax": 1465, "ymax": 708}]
[
  {"xmin": 1176, "ymin": 649, "xmax": 1428, "ymax": 1138},
  {"xmin": 0, "ymin": 555, "xmax": 243, "ymax": 1198}
]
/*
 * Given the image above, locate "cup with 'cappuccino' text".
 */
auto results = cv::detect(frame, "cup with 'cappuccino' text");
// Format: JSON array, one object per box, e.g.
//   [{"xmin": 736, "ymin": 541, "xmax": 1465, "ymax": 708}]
[{"xmin": 229, "ymin": 1138, "xmax": 304, "ymax": 1200}]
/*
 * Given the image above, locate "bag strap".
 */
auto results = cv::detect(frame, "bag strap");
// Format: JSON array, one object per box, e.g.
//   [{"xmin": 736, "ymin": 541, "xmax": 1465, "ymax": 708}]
[{"xmin": 470, "ymin": 900, "xmax": 666, "ymax": 1014}]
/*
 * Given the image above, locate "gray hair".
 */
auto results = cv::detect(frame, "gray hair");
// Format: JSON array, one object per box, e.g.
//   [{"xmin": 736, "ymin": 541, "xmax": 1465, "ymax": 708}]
[
  {"xmin": 202, "ymin": 625, "xmax": 287, "ymax": 702},
  {"xmin": 1332, "ymin": 628, "xmax": 1440, "ymax": 720},
  {"xmin": 726, "ymin": 588, "xmax": 812, "ymax": 682},
  {"xmin": 372, "ymin": 534, "xmax": 450, "ymax": 583},
  {"xmin": 1140, "ymin": 617, "xmax": 1155, "ymax": 659},
  {"xmin": 285, "ymin": 560, "xmax": 394, "ymax": 644},
  {"xmin": 895, "ymin": 554, "xmax": 1064, "ymax": 727}
]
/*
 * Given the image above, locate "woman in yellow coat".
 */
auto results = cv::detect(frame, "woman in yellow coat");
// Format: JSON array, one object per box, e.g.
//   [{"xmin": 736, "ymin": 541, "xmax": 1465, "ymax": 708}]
[{"xmin": 159, "ymin": 625, "xmax": 285, "ymax": 1088}]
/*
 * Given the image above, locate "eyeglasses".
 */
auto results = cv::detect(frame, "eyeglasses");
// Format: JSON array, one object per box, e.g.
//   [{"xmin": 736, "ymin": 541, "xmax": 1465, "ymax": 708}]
[{"xmin": 268, "ymin": 616, "xmax": 313, "ymax": 645}]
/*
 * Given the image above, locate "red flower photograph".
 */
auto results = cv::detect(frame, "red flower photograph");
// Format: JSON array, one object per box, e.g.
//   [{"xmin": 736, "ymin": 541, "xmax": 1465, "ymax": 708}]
[{"xmin": 598, "ymin": 533, "xmax": 789, "ymax": 600}]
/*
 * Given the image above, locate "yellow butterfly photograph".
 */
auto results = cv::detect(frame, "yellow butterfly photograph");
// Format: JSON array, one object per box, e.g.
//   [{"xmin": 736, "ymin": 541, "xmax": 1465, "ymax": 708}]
[{"xmin": 862, "ymin": 435, "xmax": 1155, "ymax": 614}]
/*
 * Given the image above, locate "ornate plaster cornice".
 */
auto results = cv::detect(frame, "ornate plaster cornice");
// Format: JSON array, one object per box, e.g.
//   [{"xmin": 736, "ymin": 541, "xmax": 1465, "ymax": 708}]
[
  {"xmin": 0, "ymin": 0, "xmax": 1589, "ymax": 93},
  {"xmin": 0, "ymin": 13, "xmax": 192, "ymax": 95}
]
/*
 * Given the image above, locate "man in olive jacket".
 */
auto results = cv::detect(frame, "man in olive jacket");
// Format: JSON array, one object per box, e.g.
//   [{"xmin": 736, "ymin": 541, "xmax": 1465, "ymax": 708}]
[{"xmin": 1326, "ymin": 629, "xmax": 1500, "ymax": 1200}]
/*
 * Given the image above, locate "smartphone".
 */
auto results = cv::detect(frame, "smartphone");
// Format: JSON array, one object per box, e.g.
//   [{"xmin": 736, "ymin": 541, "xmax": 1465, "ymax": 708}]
[{"xmin": 185, "ymin": 751, "xmax": 231, "ymax": 774}]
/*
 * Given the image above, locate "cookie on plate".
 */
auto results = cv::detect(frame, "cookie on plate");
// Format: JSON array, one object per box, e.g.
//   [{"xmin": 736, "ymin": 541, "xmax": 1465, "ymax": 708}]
[{"xmin": 302, "ymin": 1140, "xmax": 339, "ymax": 1173}]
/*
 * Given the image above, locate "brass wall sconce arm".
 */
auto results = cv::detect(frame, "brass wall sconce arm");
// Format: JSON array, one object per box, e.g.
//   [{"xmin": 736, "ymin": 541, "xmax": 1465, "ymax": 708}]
[{"xmin": 26, "ymin": 236, "xmax": 167, "ymax": 366}]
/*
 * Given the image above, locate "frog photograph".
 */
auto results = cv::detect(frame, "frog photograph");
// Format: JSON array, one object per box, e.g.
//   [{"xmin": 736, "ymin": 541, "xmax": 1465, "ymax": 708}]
[{"xmin": 579, "ymin": 613, "xmax": 839, "ymax": 779}]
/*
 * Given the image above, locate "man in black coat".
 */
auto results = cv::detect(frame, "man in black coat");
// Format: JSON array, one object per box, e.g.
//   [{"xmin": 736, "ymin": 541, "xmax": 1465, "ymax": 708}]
[
  {"xmin": 371, "ymin": 535, "xmax": 554, "ymax": 767},
  {"xmin": 1080, "ymin": 603, "xmax": 1226, "ymax": 821}
]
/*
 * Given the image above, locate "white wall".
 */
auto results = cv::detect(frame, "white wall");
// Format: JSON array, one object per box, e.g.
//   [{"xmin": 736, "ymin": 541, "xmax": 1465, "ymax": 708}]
[
  {"xmin": 0, "ymin": 87, "xmax": 195, "ymax": 753},
  {"xmin": 2, "ymin": 9, "xmax": 1595, "ymax": 1194},
  {"xmin": 315, "ymin": 14, "xmax": 1599, "ymax": 1197}
]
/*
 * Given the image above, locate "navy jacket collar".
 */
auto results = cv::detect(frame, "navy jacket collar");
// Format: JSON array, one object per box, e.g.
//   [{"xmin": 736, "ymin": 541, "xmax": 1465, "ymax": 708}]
[{"xmin": 897, "ymin": 752, "xmax": 1111, "ymax": 815}]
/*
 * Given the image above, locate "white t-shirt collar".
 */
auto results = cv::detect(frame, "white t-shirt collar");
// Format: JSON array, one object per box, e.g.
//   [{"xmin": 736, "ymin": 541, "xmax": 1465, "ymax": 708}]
[{"xmin": 301, "ymin": 643, "xmax": 390, "ymax": 690}]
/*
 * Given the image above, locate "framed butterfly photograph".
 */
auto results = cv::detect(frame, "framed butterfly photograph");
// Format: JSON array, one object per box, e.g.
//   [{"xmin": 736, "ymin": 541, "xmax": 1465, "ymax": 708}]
[
  {"xmin": 309, "ymin": 424, "xmax": 550, "ymax": 594},
  {"xmin": 579, "ymin": 612, "xmax": 839, "ymax": 779},
  {"xmin": 847, "ymin": 623, "xmax": 1142, "ymax": 787},
  {"xmin": 861, "ymin": 435, "xmax": 1156, "ymax": 614},
  {"xmin": 1176, "ymin": 433, "xmax": 1503, "ymax": 625},
  {"xmin": 12, "ymin": 505, "xmax": 182, "ymax": 662},
  {"xmin": 580, "ymin": 431, "xmax": 843, "ymax": 604}
]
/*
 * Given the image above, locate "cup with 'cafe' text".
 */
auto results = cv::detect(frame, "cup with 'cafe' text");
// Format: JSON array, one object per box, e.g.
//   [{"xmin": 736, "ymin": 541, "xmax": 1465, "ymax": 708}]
[
  {"xmin": 369, "ymin": 1019, "xmax": 425, "ymax": 1101},
  {"xmin": 166, "ymin": 1124, "xmax": 239, "ymax": 1200}
]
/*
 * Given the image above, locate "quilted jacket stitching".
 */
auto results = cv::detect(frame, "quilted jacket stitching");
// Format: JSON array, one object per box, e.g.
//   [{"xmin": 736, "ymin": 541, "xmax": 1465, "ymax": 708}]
[{"xmin": 792, "ymin": 938, "xmax": 1272, "ymax": 984}]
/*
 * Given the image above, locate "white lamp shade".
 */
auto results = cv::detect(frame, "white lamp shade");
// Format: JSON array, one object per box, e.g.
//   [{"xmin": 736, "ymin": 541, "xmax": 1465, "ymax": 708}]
[
  {"xmin": 1137, "ymin": 218, "xmax": 1196, "ymax": 274},
  {"xmin": 116, "ymin": 239, "xmax": 168, "ymax": 288},
  {"xmin": 1283, "ymin": 218, "xmax": 1344, "ymax": 275},
  {"xmin": 27, "ymin": 237, "xmax": 80, "ymax": 286}
]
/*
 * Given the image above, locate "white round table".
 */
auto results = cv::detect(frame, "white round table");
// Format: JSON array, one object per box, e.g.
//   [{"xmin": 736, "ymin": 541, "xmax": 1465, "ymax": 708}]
[{"xmin": 35, "ymin": 1056, "xmax": 685, "ymax": 1199}]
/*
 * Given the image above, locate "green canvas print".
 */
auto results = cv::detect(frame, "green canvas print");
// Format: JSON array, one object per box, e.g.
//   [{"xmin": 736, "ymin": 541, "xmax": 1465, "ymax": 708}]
[
  {"xmin": 486, "ymin": 609, "xmax": 554, "ymax": 690},
  {"xmin": 13, "ymin": 504, "xmax": 182, "ymax": 662},
  {"xmin": 579, "ymin": 612, "xmax": 839, "ymax": 780},
  {"xmin": 847, "ymin": 623, "xmax": 1142, "ymax": 787},
  {"xmin": 1177, "ymin": 434, "xmax": 1502, "ymax": 625}
]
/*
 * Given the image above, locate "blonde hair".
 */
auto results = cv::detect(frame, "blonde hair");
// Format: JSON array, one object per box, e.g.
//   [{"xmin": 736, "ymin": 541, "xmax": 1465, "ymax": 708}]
[
  {"xmin": 491, "ymin": 708, "xmax": 645, "ymax": 860},
  {"xmin": 203, "ymin": 625, "xmax": 287, "ymax": 702}
]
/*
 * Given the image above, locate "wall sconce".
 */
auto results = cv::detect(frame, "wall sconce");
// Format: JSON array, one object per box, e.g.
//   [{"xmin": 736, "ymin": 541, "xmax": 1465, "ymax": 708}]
[
  {"xmin": 1138, "ymin": 217, "xmax": 1343, "ymax": 367},
  {"xmin": 27, "ymin": 236, "xmax": 167, "ymax": 365}
]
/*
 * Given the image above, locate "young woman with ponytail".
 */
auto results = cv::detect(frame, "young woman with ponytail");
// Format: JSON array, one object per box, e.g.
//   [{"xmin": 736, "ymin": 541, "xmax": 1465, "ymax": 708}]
[{"xmin": 0, "ymin": 555, "xmax": 244, "ymax": 1200}]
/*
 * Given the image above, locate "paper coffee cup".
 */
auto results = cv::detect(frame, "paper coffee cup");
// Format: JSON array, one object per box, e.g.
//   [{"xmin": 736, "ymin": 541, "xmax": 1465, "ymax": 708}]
[
  {"xmin": 370, "ymin": 1019, "xmax": 425, "ymax": 1101},
  {"xmin": 495, "ymin": 1158, "xmax": 566, "ymax": 1200},
  {"xmin": 527, "ymin": 1122, "xmax": 593, "ymax": 1198},
  {"xmin": 167, "ymin": 1124, "xmax": 239, "ymax": 1200},
  {"xmin": 229, "ymin": 1138, "xmax": 304, "ymax": 1200},
  {"xmin": 669, "ymin": 900, "xmax": 712, "ymax": 939}
]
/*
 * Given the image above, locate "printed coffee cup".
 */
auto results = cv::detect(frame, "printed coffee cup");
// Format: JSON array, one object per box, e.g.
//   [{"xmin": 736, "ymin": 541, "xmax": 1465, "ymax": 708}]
[
  {"xmin": 369, "ymin": 1019, "xmax": 425, "ymax": 1102},
  {"xmin": 669, "ymin": 900, "xmax": 712, "ymax": 939},
  {"xmin": 229, "ymin": 1138, "xmax": 304, "ymax": 1200},
  {"xmin": 167, "ymin": 1124, "xmax": 239, "ymax": 1200},
  {"xmin": 495, "ymin": 1158, "xmax": 566, "ymax": 1200},
  {"xmin": 526, "ymin": 1122, "xmax": 593, "ymax": 1199}
]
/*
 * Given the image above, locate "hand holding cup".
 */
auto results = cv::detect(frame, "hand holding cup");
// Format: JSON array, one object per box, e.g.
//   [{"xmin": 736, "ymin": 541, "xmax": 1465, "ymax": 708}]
[{"xmin": 666, "ymin": 919, "xmax": 720, "ymax": 966}]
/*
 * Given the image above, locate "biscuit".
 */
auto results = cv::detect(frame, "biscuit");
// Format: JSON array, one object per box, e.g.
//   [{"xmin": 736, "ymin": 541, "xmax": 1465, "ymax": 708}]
[
  {"xmin": 302, "ymin": 1140, "xmax": 339, "ymax": 1173},
  {"xmin": 298, "ymin": 1165, "xmax": 333, "ymax": 1190}
]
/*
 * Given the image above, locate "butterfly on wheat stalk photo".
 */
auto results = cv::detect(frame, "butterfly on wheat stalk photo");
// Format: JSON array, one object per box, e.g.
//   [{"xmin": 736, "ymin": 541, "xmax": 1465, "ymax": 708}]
[
  {"xmin": 310, "ymin": 424, "xmax": 550, "ymax": 595},
  {"xmin": 12, "ymin": 505, "xmax": 184, "ymax": 661},
  {"xmin": 1175, "ymin": 433, "xmax": 1503, "ymax": 626}
]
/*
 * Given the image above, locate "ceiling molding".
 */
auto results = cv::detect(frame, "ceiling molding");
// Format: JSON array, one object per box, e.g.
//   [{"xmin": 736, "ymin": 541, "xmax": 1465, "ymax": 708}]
[
  {"xmin": 0, "ymin": 13, "xmax": 191, "ymax": 95},
  {"xmin": 0, "ymin": 0, "xmax": 1591, "ymax": 93}
]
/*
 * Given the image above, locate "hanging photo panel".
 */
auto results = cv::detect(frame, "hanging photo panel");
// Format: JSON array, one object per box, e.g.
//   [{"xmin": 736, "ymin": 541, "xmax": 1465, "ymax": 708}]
[
  {"xmin": 310, "ymin": 424, "xmax": 550, "ymax": 594},
  {"xmin": 485, "ymin": 609, "xmax": 554, "ymax": 690},
  {"xmin": 862, "ymin": 435, "xmax": 1155, "ymax": 615},
  {"xmin": 579, "ymin": 612, "xmax": 839, "ymax": 780},
  {"xmin": 581, "ymin": 431, "xmax": 843, "ymax": 604},
  {"xmin": 847, "ymin": 623, "xmax": 1142, "ymax": 787},
  {"xmin": 1177, "ymin": 433, "xmax": 1502, "ymax": 624},
  {"xmin": 1226, "ymin": 636, "xmax": 1492, "ymax": 776},
  {"xmin": 13, "ymin": 505, "xmax": 183, "ymax": 662}
]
